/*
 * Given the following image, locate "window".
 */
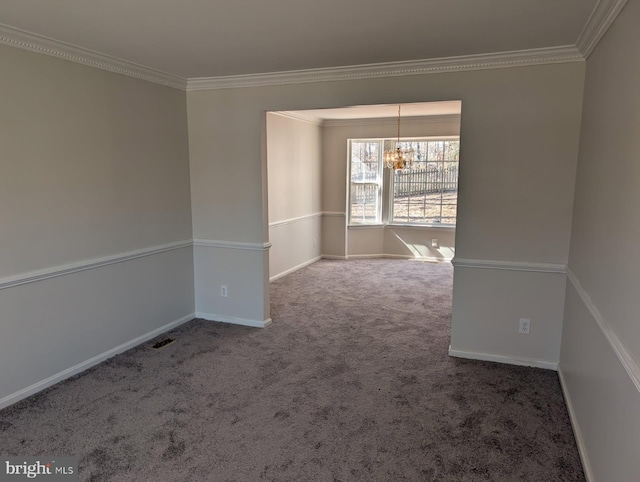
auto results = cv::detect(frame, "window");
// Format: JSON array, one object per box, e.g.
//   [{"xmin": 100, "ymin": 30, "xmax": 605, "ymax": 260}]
[
  {"xmin": 349, "ymin": 140, "xmax": 383, "ymax": 224},
  {"xmin": 349, "ymin": 137, "xmax": 460, "ymax": 226}
]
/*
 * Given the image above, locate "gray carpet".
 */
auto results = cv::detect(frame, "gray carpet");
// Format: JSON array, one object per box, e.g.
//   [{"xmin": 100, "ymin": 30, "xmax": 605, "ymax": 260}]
[{"xmin": 0, "ymin": 259, "xmax": 585, "ymax": 481}]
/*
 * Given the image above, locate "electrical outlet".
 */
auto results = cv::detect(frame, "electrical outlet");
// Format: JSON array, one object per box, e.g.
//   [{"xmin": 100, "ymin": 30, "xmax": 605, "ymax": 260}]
[
  {"xmin": 519, "ymin": 318, "xmax": 530, "ymax": 334},
  {"xmin": 220, "ymin": 285, "xmax": 228, "ymax": 297},
  {"xmin": 431, "ymin": 239, "xmax": 439, "ymax": 248}
]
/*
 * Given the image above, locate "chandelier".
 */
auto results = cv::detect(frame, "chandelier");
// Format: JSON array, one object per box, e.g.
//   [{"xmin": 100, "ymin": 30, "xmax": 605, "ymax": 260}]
[{"xmin": 384, "ymin": 105, "xmax": 415, "ymax": 170}]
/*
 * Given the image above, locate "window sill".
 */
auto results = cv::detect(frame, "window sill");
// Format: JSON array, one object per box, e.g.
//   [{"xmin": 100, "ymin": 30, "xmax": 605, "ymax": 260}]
[
  {"xmin": 348, "ymin": 223, "xmax": 455, "ymax": 230},
  {"xmin": 348, "ymin": 224, "xmax": 384, "ymax": 229},
  {"xmin": 387, "ymin": 223, "xmax": 456, "ymax": 230}
]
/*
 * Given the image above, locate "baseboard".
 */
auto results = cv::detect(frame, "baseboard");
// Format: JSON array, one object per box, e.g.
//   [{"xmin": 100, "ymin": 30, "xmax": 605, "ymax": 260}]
[
  {"xmin": 196, "ymin": 312, "xmax": 272, "ymax": 328},
  {"xmin": 321, "ymin": 255, "xmax": 347, "ymax": 260},
  {"xmin": 346, "ymin": 253, "xmax": 452, "ymax": 262},
  {"xmin": 448, "ymin": 346, "xmax": 558, "ymax": 370},
  {"xmin": 269, "ymin": 256, "xmax": 322, "ymax": 282},
  {"xmin": 0, "ymin": 312, "xmax": 196, "ymax": 410},
  {"xmin": 557, "ymin": 365, "xmax": 594, "ymax": 482}
]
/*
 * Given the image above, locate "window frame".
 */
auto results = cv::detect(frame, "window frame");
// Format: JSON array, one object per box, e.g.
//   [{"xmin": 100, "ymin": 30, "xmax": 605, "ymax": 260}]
[
  {"xmin": 348, "ymin": 136, "xmax": 460, "ymax": 228},
  {"xmin": 347, "ymin": 139, "xmax": 385, "ymax": 226}
]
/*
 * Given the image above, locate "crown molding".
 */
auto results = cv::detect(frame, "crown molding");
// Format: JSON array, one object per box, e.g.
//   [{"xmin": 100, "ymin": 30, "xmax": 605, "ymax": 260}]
[
  {"xmin": 323, "ymin": 114, "xmax": 461, "ymax": 128},
  {"xmin": 187, "ymin": 45, "xmax": 583, "ymax": 91},
  {"xmin": 0, "ymin": 23, "xmax": 188, "ymax": 90},
  {"xmin": 0, "ymin": 21, "xmax": 588, "ymax": 93},
  {"xmin": 576, "ymin": 0, "xmax": 629, "ymax": 57},
  {"xmin": 272, "ymin": 111, "xmax": 324, "ymax": 126}
]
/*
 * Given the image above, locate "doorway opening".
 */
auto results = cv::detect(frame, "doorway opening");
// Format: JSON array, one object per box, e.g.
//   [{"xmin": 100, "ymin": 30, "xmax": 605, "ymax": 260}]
[{"xmin": 265, "ymin": 100, "xmax": 462, "ymax": 283}]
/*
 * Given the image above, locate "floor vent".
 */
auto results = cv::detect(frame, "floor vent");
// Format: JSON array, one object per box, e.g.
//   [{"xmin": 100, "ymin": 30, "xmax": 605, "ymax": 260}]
[{"xmin": 150, "ymin": 338, "xmax": 176, "ymax": 350}]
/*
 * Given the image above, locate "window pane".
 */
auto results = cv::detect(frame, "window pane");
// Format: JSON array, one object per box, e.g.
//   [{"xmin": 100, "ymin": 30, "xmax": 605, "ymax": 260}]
[
  {"xmin": 392, "ymin": 140, "xmax": 459, "ymax": 225},
  {"xmin": 350, "ymin": 141, "xmax": 380, "ymax": 182},
  {"xmin": 350, "ymin": 141, "xmax": 382, "ymax": 224},
  {"xmin": 350, "ymin": 183, "xmax": 380, "ymax": 224}
]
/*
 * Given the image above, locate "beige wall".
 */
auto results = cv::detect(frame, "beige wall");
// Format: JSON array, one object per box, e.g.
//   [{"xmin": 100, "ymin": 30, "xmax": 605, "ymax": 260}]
[
  {"xmin": 560, "ymin": 0, "xmax": 640, "ymax": 479},
  {"xmin": 267, "ymin": 113, "xmax": 322, "ymax": 222},
  {"xmin": 0, "ymin": 45, "xmax": 193, "ymax": 276},
  {"xmin": 0, "ymin": 44, "xmax": 194, "ymax": 407},
  {"xmin": 187, "ymin": 62, "xmax": 585, "ymax": 365},
  {"xmin": 267, "ymin": 113, "xmax": 322, "ymax": 279}
]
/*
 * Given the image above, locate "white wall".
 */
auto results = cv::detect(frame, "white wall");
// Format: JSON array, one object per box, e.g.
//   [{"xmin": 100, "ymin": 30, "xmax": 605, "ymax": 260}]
[
  {"xmin": 187, "ymin": 62, "xmax": 585, "ymax": 368},
  {"xmin": 0, "ymin": 44, "xmax": 194, "ymax": 408},
  {"xmin": 559, "ymin": 0, "xmax": 640, "ymax": 479},
  {"xmin": 322, "ymin": 116, "xmax": 460, "ymax": 259},
  {"xmin": 266, "ymin": 113, "xmax": 322, "ymax": 280}
]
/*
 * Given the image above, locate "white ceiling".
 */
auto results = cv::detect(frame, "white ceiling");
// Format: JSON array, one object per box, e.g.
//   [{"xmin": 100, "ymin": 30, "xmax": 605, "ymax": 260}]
[{"xmin": 0, "ymin": 0, "xmax": 599, "ymax": 79}]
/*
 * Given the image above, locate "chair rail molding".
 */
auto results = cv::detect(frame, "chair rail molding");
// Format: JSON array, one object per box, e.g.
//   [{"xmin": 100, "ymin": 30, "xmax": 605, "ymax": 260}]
[
  {"xmin": 566, "ymin": 267, "xmax": 640, "ymax": 393},
  {"xmin": 0, "ymin": 240, "xmax": 193, "ymax": 291},
  {"xmin": 451, "ymin": 258, "xmax": 566, "ymax": 274},
  {"xmin": 193, "ymin": 239, "xmax": 272, "ymax": 251}
]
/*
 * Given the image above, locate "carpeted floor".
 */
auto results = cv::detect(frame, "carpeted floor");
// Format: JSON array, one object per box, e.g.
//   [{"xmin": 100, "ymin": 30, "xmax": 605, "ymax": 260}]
[{"xmin": 0, "ymin": 259, "xmax": 585, "ymax": 481}]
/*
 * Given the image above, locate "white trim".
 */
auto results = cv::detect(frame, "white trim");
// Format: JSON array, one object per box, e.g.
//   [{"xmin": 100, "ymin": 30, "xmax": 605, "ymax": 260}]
[
  {"xmin": 0, "ymin": 240, "xmax": 193, "ymax": 291},
  {"xmin": 323, "ymin": 114, "xmax": 461, "ymax": 128},
  {"xmin": 557, "ymin": 366, "xmax": 595, "ymax": 482},
  {"xmin": 270, "ymin": 256, "xmax": 322, "ymax": 282},
  {"xmin": 452, "ymin": 258, "xmax": 566, "ymax": 274},
  {"xmin": 269, "ymin": 212, "xmax": 323, "ymax": 228},
  {"xmin": 271, "ymin": 111, "xmax": 323, "ymax": 126},
  {"xmin": 0, "ymin": 21, "xmax": 588, "ymax": 93},
  {"xmin": 0, "ymin": 23, "xmax": 187, "ymax": 90},
  {"xmin": 193, "ymin": 239, "xmax": 272, "ymax": 251},
  {"xmin": 387, "ymin": 223, "xmax": 456, "ymax": 231},
  {"xmin": 566, "ymin": 268, "xmax": 640, "ymax": 393},
  {"xmin": 346, "ymin": 254, "xmax": 452, "ymax": 262},
  {"xmin": 0, "ymin": 312, "xmax": 196, "ymax": 410},
  {"xmin": 348, "ymin": 224, "xmax": 385, "ymax": 230},
  {"xmin": 186, "ymin": 46, "xmax": 583, "ymax": 91},
  {"xmin": 348, "ymin": 223, "xmax": 455, "ymax": 231},
  {"xmin": 321, "ymin": 255, "xmax": 347, "ymax": 260},
  {"xmin": 576, "ymin": 0, "xmax": 629, "ymax": 58},
  {"xmin": 448, "ymin": 347, "xmax": 558, "ymax": 371},
  {"xmin": 196, "ymin": 312, "xmax": 271, "ymax": 328}
]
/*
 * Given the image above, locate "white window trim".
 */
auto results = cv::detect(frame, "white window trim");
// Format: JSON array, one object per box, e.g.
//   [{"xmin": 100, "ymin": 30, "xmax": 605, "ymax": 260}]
[
  {"xmin": 347, "ymin": 139, "xmax": 384, "ymax": 226},
  {"xmin": 348, "ymin": 136, "xmax": 460, "ymax": 227}
]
